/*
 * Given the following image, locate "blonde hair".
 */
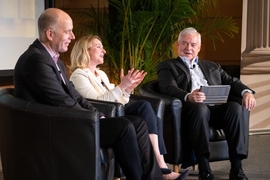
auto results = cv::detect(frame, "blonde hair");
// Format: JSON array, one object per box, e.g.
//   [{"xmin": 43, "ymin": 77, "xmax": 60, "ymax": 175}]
[{"xmin": 70, "ymin": 35, "xmax": 101, "ymax": 72}]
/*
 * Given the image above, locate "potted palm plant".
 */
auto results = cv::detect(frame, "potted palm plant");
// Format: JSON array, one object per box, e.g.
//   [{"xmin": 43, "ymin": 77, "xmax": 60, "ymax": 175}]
[{"xmin": 72, "ymin": 0, "xmax": 238, "ymax": 92}]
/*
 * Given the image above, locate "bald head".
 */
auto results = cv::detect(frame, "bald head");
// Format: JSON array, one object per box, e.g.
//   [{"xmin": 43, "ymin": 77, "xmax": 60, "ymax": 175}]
[
  {"xmin": 38, "ymin": 8, "xmax": 72, "ymax": 39},
  {"xmin": 37, "ymin": 8, "xmax": 75, "ymax": 53}
]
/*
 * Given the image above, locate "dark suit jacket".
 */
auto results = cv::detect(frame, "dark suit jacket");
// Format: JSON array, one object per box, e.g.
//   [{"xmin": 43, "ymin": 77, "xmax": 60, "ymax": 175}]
[
  {"xmin": 14, "ymin": 39, "xmax": 102, "ymax": 115},
  {"xmin": 157, "ymin": 57, "xmax": 254, "ymax": 104}
]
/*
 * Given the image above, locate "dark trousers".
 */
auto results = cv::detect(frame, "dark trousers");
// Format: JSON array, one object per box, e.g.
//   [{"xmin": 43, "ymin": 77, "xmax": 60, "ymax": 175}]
[
  {"xmin": 100, "ymin": 115, "xmax": 163, "ymax": 180},
  {"xmin": 125, "ymin": 100, "xmax": 167, "ymax": 154},
  {"xmin": 182, "ymin": 102, "xmax": 247, "ymax": 166}
]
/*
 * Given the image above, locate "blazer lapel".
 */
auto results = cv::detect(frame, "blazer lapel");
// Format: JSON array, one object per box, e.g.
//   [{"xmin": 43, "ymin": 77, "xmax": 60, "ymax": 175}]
[
  {"xmin": 198, "ymin": 60, "xmax": 214, "ymax": 85},
  {"xmin": 34, "ymin": 39, "xmax": 61, "ymax": 78},
  {"xmin": 88, "ymin": 70, "xmax": 105, "ymax": 90},
  {"xmin": 174, "ymin": 56, "xmax": 192, "ymax": 83},
  {"xmin": 34, "ymin": 39, "xmax": 76, "ymax": 98},
  {"xmin": 175, "ymin": 56, "xmax": 189, "ymax": 70}
]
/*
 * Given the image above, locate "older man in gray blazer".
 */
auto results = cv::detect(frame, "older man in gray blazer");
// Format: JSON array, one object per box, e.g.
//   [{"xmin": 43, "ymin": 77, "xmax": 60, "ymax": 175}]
[{"xmin": 157, "ymin": 27, "xmax": 256, "ymax": 180}]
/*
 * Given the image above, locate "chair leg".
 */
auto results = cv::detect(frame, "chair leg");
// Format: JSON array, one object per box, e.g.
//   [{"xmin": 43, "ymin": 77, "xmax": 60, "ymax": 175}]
[{"xmin": 173, "ymin": 164, "xmax": 180, "ymax": 172}]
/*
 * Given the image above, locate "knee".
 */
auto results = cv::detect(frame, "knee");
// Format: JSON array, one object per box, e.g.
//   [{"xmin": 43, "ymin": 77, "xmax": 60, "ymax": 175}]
[
  {"xmin": 221, "ymin": 102, "xmax": 245, "ymax": 126},
  {"xmin": 183, "ymin": 103, "xmax": 210, "ymax": 124},
  {"xmin": 186, "ymin": 103, "xmax": 209, "ymax": 115},
  {"xmin": 137, "ymin": 100, "xmax": 152, "ymax": 110},
  {"xmin": 114, "ymin": 117, "xmax": 138, "ymax": 138},
  {"xmin": 124, "ymin": 115, "xmax": 148, "ymax": 131},
  {"xmin": 226, "ymin": 102, "xmax": 242, "ymax": 115},
  {"xmin": 118, "ymin": 117, "xmax": 134, "ymax": 129},
  {"xmin": 134, "ymin": 100, "xmax": 155, "ymax": 117}
]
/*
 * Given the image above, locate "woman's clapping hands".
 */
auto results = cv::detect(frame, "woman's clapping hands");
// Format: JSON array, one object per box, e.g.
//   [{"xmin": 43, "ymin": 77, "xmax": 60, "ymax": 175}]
[{"xmin": 118, "ymin": 68, "xmax": 147, "ymax": 94}]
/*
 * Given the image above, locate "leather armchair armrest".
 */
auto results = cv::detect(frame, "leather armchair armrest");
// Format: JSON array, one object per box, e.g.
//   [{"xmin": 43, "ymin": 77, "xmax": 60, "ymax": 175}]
[
  {"xmin": 139, "ymin": 80, "xmax": 182, "ymax": 106},
  {"xmin": 86, "ymin": 98, "xmax": 125, "ymax": 117}
]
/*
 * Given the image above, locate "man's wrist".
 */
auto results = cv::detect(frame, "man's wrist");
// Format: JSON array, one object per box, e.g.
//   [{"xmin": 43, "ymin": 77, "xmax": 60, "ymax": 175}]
[
  {"xmin": 242, "ymin": 89, "xmax": 253, "ymax": 96},
  {"xmin": 184, "ymin": 93, "xmax": 190, "ymax": 102}
]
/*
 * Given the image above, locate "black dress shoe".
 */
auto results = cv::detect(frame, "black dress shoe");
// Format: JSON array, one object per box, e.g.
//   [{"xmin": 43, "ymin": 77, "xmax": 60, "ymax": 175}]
[
  {"xmin": 229, "ymin": 169, "xmax": 248, "ymax": 180},
  {"xmin": 198, "ymin": 170, "xmax": 216, "ymax": 180}
]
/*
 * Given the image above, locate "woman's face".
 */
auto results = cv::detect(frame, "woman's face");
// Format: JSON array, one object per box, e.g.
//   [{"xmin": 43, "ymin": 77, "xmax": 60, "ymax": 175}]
[{"xmin": 87, "ymin": 38, "xmax": 106, "ymax": 67}]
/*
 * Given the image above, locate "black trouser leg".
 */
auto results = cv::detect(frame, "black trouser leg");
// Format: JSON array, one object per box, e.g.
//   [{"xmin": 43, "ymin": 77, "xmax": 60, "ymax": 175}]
[
  {"xmin": 210, "ymin": 102, "xmax": 247, "ymax": 170},
  {"xmin": 100, "ymin": 116, "xmax": 163, "ymax": 180},
  {"xmin": 99, "ymin": 117, "xmax": 142, "ymax": 179},
  {"xmin": 125, "ymin": 100, "xmax": 167, "ymax": 154},
  {"xmin": 124, "ymin": 115, "xmax": 163, "ymax": 180},
  {"xmin": 182, "ymin": 103, "xmax": 211, "ymax": 172}
]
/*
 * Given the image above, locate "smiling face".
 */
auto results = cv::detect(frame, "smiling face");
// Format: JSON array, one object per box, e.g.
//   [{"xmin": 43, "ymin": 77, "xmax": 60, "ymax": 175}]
[
  {"xmin": 177, "ymin": 32, "xmax": 201, "ymax": 62},
  {"xmin": 40, "ymin": 8, "xmax": 75, "ymax": 54},
  {"xmin": 51, "ymin": 17, "xmax": 75, "ymax": 53},
  {"xmin": 87, "ymin": 38, "xmax": 106, "ymax": 67}
]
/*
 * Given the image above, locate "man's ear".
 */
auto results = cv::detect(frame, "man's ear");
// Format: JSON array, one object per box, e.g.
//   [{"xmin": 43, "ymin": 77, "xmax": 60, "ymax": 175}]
[
  {"xmin": 198, "ymin": 44, "xmax": 201, "ymax": 52},
  {"xmin": 45, "ymin": 29, "xmax": 54, "ymax": 41}
]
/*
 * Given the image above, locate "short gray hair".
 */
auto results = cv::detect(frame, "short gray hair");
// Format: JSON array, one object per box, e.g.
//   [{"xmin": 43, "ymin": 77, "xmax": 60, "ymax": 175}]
[{"xmin": 177, "ymin": 27, "xmax": 201, "ymax": 45}]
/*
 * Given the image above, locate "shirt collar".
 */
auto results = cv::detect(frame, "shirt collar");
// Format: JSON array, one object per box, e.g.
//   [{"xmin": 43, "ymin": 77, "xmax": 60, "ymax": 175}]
[
  {"xmin": 179, "ymin": 56, "xmax": 198, "ymax": 68},
  {"xmin": 39, "ymin": 39, "xmax": 60, "ymax": 63}
]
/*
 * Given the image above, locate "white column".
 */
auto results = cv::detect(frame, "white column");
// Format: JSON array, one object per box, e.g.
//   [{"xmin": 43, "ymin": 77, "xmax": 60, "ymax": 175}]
[
  {"xmin": 241, "ymin": 0, "xmax": 270, "ymax": 74},
  {"xmin": 241, "ymin": 0, "xmax": 270, "ymax": 133}
]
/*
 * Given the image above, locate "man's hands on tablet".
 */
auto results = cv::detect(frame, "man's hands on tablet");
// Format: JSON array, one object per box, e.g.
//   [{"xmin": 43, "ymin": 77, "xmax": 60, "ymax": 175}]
[{"xmin": 187, "ymin": 89, "xmax": 206, "ymax": 103}]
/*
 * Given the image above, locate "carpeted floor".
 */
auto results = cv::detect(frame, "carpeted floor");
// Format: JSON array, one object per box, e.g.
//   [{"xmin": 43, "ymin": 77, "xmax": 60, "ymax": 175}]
[
  {"xmin": 0, "ymin": 134, "xmax": 269, "ymax": 180},
  {"xmin": 179, "ymin": 134, "xmax": 270, "ymax": 180}
]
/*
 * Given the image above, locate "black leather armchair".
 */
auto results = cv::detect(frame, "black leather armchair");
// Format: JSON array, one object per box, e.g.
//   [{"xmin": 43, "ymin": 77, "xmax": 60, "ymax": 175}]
[
  {"xmin": 0, "ymin": 88, "xmax": 115, "ymax": 180},
  {"xmin": 139, "ymin": 80, "xmax": 250, "ymax": 172}
]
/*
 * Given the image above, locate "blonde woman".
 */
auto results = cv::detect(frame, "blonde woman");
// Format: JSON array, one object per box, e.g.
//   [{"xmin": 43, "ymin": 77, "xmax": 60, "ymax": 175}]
[{"xmin": 69, "ymin": 35, "xmax": 190, "ymax": 180}]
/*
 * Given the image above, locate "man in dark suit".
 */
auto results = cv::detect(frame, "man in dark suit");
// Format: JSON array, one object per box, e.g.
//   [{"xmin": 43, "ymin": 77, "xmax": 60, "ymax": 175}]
[
  {"xmin": 14, "ymin": 8, "xmax": 164, "ymax": 180},
  {"xmin": 157, "ymin": 27, "xmax": 256, "ymax": 180}
]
